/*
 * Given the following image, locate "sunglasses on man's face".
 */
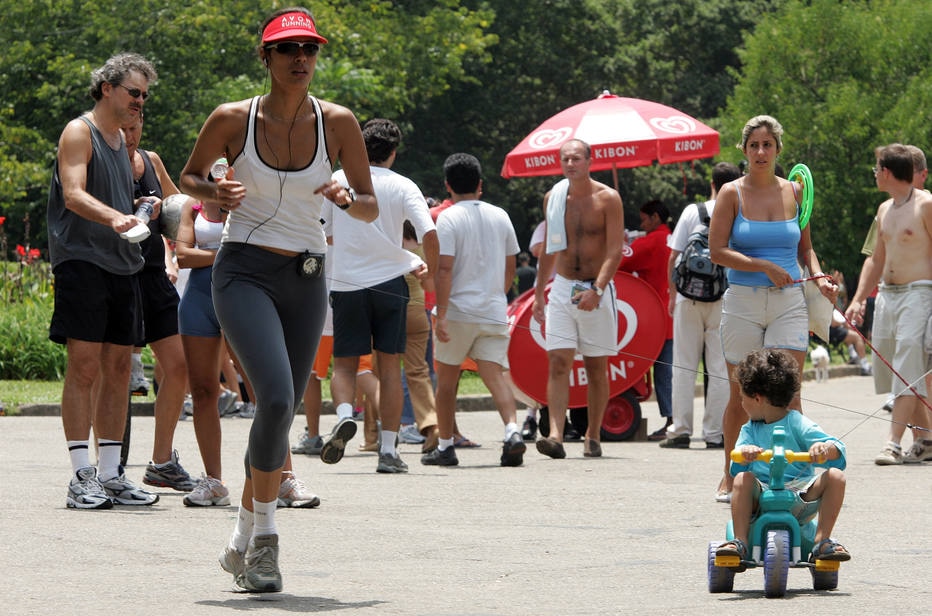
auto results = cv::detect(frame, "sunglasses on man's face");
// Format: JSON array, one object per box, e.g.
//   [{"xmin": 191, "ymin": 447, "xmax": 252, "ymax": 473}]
[
  {"xmin": 115, "ymin": 83, "xmax": 149, "ymax": 100},
  {"xmin": 265, "ymin": 41, "xmax": 320, "ymax": 57}
]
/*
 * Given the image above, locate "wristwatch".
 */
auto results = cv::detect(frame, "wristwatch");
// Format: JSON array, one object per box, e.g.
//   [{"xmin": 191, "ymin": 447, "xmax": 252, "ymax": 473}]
[
  {"xmin": 592, "ymin": 283, "xmax": 604, "ymax": 297},
  {"xmin": 336, "ymin": 187, "xmax": 357, "ymax": 211}
]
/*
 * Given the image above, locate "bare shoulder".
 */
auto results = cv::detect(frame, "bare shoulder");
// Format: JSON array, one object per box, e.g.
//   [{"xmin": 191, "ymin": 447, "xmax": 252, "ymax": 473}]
[
  {"xmin": 317, "ymin": 99, "xmax": 359, "ymax": 128},
  {"xmin": 592, "ymin": 180, "xmax": 621, "ymax": 206}
]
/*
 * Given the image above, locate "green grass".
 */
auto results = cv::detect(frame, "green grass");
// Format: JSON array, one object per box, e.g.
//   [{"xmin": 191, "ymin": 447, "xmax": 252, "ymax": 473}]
[{"xmin": 0, "ymin": 370, "xmax": 492, "ymax": 414}]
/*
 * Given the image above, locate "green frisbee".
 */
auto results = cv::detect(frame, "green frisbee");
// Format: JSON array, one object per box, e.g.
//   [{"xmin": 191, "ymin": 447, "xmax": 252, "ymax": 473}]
[{"xmin": 788, "ymin": 163, "xmax": 814, "ymax": 229}]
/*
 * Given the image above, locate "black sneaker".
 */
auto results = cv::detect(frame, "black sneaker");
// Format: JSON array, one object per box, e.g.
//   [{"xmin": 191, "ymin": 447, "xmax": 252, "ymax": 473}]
[
  {"xmin": 421, "ymin": 446, "xmax": 459, "ymax": 466},
  {"xmin": 658, "ymin": 433, "xmax": 690, "ymax": 449},
  {"xmin": 500, "ymin": 432, "xmax": 527, "ymax": 467},
  {"xmin": 705, "ymin": 439, "xmax": 725, "ymax": 449},
  {"xmin": 521, "ymin": 416, "xmax": 538, "ymax": 441}
]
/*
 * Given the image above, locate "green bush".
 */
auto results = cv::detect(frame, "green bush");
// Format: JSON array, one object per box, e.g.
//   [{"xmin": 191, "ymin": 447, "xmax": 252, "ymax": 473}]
[{"xmin": 0, "ymin": 260, "xmax": 66, "ymax": 379}]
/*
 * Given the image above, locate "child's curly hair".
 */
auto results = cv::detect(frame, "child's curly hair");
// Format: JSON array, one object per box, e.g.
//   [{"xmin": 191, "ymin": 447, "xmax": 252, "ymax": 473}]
[{"xmin": 736, "ymin": 349, "xmax": 800, "ymax": 408}]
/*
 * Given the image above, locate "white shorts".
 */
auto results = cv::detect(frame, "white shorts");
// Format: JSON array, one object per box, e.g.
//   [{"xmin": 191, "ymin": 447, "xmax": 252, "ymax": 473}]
[
  {"xmin": 720, "ymin": 284, "xmax": 808, "ymax": 364},
  {"xmin": 545, "ymin": 275, "xmax": 618, "ymax": 357},
  {"xmin": 872, "ymin": 282, "xmax": 932, "ymax": 397},
  {"xmin": 434, "ymin": 319, "xmax": 510, "ymax": 368}
]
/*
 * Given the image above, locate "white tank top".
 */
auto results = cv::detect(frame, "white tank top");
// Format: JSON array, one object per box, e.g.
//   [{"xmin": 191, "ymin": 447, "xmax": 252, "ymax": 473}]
[
  {"xmin": 194, "ymin": 209, "xmax": 224, "ymax": 250},
  {"xmin": 222, "ymin": 95, "xmax": 331, "ymax": 253}
]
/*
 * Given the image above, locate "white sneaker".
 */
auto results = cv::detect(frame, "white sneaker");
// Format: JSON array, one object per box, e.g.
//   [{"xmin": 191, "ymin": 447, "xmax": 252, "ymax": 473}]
[
  {"xmin": 67, "ymin": 467, "xmax": 113, "ymax": 510},
  {"xmin": 130, "ymin": 356, "xmax": 150, "ymax": 396},
  {"xmin": 874, "ymin": 441, "xmax": 903, "ymax": 466},
  {"xmin": 184, "ymin": 475, "xmax": 231, "ymax": 506},
  {"xmin": 100, "ymin": 470, "xmax": 159, "ymax": 505},
  {"xmin": 276, "ymin": 471, "xmax": 320, "ymax": 508}
]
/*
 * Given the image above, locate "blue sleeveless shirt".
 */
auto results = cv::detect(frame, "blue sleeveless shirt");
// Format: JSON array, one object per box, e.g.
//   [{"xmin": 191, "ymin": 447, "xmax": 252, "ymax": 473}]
[{"xmin": 727, "ymin": 186, "xmax": 800, "ymax": 287}]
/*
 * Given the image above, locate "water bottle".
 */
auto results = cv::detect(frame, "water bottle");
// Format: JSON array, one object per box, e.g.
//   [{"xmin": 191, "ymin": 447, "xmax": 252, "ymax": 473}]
[
  {"xmin": 121, "ymin": 199, "xmax": 155, "ymax": 243},
  {"xmin": 211, "ymin": 157, "xmax": 229, "ymax": 181}
]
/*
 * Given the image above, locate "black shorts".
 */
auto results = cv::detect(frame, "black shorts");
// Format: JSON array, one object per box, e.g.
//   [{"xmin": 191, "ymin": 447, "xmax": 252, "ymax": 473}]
[
  {"xmin": 49, "ymin": 260, "xmax": 142, "ymax": 346},
  {"xmin": 136, "ymin": 267, "xmax": 180, "ymax": 345},
  {"xmin": 331, "ymin": 276, "xmax": 409, "ymax": 357}
]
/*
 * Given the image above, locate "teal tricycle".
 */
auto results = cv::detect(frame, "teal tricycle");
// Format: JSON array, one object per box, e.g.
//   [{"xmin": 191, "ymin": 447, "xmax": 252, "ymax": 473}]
[{"xmin": 707, "ymin": 426, "xmax": 842, "ymax": 597}]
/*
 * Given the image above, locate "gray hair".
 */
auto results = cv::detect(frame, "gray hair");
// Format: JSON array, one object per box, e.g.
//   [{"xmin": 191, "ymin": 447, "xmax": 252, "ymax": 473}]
[
  {"xmin": 737, "ymin": 115, "xmax": 783, "ymax": 152},
  {"xmin": 89, "ymin": 53, "xmax": 157, "ymax": 101}
]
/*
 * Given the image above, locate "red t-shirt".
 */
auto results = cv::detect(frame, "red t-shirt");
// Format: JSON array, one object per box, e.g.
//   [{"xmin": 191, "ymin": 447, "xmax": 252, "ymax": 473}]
[{"xmin": 618, "ymin": 226, "xmax": 672, "ymax": 339}]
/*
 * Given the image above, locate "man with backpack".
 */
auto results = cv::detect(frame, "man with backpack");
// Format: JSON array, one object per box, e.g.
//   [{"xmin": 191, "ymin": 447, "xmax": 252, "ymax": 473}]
[{"xmin": 658, "ymin": 162, "xmax": 742, "ymax": 459}]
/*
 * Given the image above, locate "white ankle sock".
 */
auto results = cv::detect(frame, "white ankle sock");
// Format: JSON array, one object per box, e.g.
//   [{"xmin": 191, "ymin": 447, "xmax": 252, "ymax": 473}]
[
  {"xmin": 335, "ymin": 402, "xmax": 354, "ymax": 421},
  {"xmin": 67, "ymin": 440, "xmax": 91, "ymax": 474},
  {"xmin": 97, "ymin": 439, "xmax": 123, "ymax": 481},
  {"xmin": 438, "ymin": 437, "xmax": 454, "ymax": 452},
  {"xmin": 251, "ymin": 499, "xmax": 277, "ymax": 538},
  {"xmin": 505, "ymin": 422, "xmax": 518, "ymax": 440},
  {"xmin": 230, "ymin": 505, "xmax": 255, "ymax": 553},
  {"xmin": 380, "ymin": 430, "xmax": 397, "ymax": 455}
]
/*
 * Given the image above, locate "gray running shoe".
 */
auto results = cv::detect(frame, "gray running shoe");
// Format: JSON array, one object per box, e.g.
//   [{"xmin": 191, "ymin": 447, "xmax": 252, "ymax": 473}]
[
  {"xmin": 100, "ymin": 469, "xmax": 159, "ymax": 505},
  {"xmin": 903, "ymin": 439, "xmax": 932, "ymax": 464},
  {"xmin": 276, "ymin": 471, "xmax": 320, "ymax": 508},
  {"xmin": 398, "ymin": 423, "xmax": 426, "ymax": 444},
  {"xmin": 235, "ymin": 534, "xmax": 282, "ymax": 593},
  {"xmin": 291, "ymin": 429, "xmax": 324, "ymax": 455},
  {"xmin": 236, "ymin": 402, "xmax": 256, "ymax": 419},
  {"xmin": 179, "ymin": 394, "xmax": 193, "ymax": 421},
  {"xmin": 218, "ymin": 389, "xmax": 239, "ymax": 416},
  {"xmin": 143, "ymin": 449, "xmax": 196, "ymax": 491},
  {"xmin": 184, "ymin": 475, "xmax": 230, "ymax": 507},
  {"xmin": 421, "ymin": 446, "xmax": 458, "ymax": 467},
  {"xmin": 376, "ymin": 452, "xmax": 409, "ymax": 474},
  {"xmin": 320, "ymin": 417, "xmax": 358, "ymax": 464},
  {"xmin": 219, "ymin": 545, "xmax": 245, "ymax": 579},
  {"xmin": 67, "ymin": 467, "xmax": 113, "ymax": 510}
]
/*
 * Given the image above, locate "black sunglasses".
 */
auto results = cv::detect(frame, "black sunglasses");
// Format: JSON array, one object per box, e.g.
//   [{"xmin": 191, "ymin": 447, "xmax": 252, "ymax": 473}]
[
  {"xmin": 265, "ymin": 41, "xmax": 320, "ymax": 57},
  {"xmin": 115, "ymin": 83, "xmax": 149, "ymax": 100}
]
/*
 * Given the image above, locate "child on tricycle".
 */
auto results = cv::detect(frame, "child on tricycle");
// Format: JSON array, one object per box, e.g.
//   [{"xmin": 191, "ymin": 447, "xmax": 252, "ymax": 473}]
[{"xmin": 711, "ymin": 349, "xmax": 850, "ymax": 595}]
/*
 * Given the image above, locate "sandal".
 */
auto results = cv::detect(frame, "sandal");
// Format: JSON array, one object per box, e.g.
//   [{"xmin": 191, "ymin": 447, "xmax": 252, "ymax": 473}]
[
  {"xmin": 453, "ymin": 435, "xmax": 481, "ymax": 448},
  {"xmin": 810, "ymin": 538, "xmax": 851, "ymax": 562},
  {"xmin": 715, "ymin": 538, "xmax": 748, "ymax": 572}
]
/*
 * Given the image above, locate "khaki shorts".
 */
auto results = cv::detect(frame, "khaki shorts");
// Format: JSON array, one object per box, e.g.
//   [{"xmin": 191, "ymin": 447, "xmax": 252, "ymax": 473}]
[
  {"xmin": 720, "ymin": 284, "xmax": 808, "ymax": 364},
  {"xmin": 871, "ymin": 283, "xmax": 932, "ymax": 397},
  {"xmin": 434, "ymin": 319, "xmax": 510, "ymax": 368},
  {"xmin": 545, "ymin": 275, "xmax": 618, "ymax": 356}
]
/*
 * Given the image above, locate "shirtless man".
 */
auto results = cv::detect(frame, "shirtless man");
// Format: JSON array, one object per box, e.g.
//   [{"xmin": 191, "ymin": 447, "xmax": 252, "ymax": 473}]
[
  {"xmin": 846, "ymin": 143, "xmax": 932, "ymax": 465},
  {"xmin": 532, "ymin": 139, "xmax": 625, "ymax": 459}
]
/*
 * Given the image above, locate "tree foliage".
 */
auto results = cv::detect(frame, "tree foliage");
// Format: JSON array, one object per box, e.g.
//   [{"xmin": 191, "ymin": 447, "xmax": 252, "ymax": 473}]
[{"xmin": 720, "ymin": 0, "xmax": 932, "ymax": 284}]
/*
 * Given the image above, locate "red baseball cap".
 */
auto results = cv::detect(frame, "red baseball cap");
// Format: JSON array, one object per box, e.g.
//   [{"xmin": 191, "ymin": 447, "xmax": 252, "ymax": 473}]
[{"xmin": 262, "ymin": 11, "xmax": 328, "ymax": 45}]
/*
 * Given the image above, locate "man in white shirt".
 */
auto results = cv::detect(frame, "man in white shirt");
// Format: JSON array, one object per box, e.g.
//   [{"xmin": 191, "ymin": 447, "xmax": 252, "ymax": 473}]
[
  {"xmin": 321, "ymin": 119, "xmax": 438, "ymax": 473},
  {"xmin": 658, "ymin": 162, "xmax": 741, "ymax": 461},
  {"xmin": 421, "ymin": 153, "xmax": 525, "ymax": 467}
]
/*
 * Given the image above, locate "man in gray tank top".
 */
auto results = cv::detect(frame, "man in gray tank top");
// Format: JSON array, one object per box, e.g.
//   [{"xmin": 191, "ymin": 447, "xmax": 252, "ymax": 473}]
[{"xmin": 47, "ymin": 53, "xmax": 161, "ymax": 510}]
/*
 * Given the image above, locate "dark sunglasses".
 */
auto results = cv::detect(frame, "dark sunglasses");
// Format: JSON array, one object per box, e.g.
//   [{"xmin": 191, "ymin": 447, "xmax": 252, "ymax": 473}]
[
  {"xmin": 265, "ymin": 41, "xmax": 320, "ymax": 57},
  {"xmin": 115, "ymin": 83, "xmax": 149, "ymax": 100}
]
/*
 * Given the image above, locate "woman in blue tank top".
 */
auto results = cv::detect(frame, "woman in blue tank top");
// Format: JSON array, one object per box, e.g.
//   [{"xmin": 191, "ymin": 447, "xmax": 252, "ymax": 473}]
[
  {"xmin": 708, "ymin": 115, "xmax": 838, "ymax": 502},
  {"xmin": 179, "ymin": 7, "xmax": 379, "ymax": 594}
]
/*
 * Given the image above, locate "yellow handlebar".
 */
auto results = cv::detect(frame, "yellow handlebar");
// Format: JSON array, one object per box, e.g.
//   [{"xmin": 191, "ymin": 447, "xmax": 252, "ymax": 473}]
[{"xmin": 730, "ymin": 449, "xmax": 813, "ymax": 463}]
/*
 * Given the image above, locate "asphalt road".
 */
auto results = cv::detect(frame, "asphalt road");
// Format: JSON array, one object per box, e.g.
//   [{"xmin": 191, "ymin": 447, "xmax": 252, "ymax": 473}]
[{"xmin": 2, "ymin": 373, "xmax": 929, "ymax": 615}]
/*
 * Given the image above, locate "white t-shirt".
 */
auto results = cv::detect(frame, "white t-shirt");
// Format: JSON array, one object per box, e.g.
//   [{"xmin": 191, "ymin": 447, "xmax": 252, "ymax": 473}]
[
  {"xmin": 667, "ymin": 199, "xmax": 715, "ymax": 305},
  {"xmin": 437, "ymin": 200, "xmax": 519, "ymax": 323},
  {"xmin": 323, "ymin": 166, "xmax": 434, "ymax": 291}
]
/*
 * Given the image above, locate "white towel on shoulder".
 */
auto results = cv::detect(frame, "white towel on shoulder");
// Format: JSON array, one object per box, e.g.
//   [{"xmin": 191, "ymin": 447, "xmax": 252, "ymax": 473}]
[{"xmin": 545, "ymin": 178, "xmax": 569, "ymax": 254}]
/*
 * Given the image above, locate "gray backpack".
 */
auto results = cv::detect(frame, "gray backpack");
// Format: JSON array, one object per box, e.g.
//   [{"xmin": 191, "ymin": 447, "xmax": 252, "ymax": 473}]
[{"xmin": 672, "ymin": 202, "xmax": 727, "ymax": 302}]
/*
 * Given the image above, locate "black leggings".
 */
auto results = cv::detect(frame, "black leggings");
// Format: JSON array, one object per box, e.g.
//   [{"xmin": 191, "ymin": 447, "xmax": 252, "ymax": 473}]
[{"xmin": 213, "ymin": 243, "xmax": 327, "ymax": 474}]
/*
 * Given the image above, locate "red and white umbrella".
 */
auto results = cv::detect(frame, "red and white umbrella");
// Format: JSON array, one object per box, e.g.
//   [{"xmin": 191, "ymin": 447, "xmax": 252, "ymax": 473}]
[{"xmin": 501, "ymin": 91, "xmax": 720, "ymax": 179}]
